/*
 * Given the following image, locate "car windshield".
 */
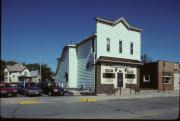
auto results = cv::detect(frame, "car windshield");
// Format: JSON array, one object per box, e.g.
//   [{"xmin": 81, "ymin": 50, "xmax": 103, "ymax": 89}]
[{"xmin": 0, "ymin": 83, "xmax": 11, "ymax": 87}]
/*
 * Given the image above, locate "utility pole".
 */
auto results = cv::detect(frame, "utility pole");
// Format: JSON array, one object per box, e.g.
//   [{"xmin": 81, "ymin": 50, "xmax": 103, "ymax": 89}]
[{"xmin": 40, "ymin": 56, "xmax": 42, "ymax": 82}]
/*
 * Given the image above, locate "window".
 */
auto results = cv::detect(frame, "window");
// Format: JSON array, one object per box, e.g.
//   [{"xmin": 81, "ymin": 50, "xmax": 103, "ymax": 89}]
[
  {"xmin": 130, "ymin": 42, "xmax": 133, "ymax": 55},
  {"xmin": 162, "ymin": 76, "xmax": 170, "ymax": 83},
  {"xmin": 103, "ymin": 73, "xmax": 115, "ymax": 78},
  {"xmin": 143, "ymin": 75, "xmax": 150, "ymax": 82},
  {"xmin": 125, "ymin": 74, "xmax": 135, "ymax": 79},
  {"xmin": 24, "ymin": 71, "xmax": 27, "ymax": 76},
  {"xmin": 119, "ymin": 41, "xmax": 122, "ymax": 53},
  {"xmin": 107, "ymin": 38, "xmax": 110, "ymax": 52},
  {"xmin": 4, "ymin": 71, "xmax": 8, "ymax": 76}
]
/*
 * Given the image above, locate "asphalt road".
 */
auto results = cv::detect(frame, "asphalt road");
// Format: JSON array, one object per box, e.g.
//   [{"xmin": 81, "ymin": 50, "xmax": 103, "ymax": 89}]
[{"xmin": 1, "ymin": 96, "xmax": 179, "ymax": 119}]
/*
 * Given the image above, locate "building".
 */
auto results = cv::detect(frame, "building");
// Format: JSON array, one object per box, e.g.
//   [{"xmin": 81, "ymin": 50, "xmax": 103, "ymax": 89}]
[
  {"xmin": 4, "ymin": 64, "xmax": 31, "ymax": 85},
  {"xmin": 55, "ymin": 17, "xmax": 143, "ymax": 94},
  {"xmin": 30, "ymin": 70, "xmax": 40, "ymax": 83},
  {"xmin": 140, "ymin": 61, "xmax": 180, "ymax": 91}
]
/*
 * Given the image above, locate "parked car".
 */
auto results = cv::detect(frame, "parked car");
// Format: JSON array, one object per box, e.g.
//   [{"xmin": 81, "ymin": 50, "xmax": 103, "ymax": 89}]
[
  {"xmin": 38, "ymin": 81, "xmax": 65, "ymax": 96},
  {"xmin": 0, "ymin": 82, "xmax": 18, "ymax": 97},
  {"xmin": 17, "ymin": 82, "xmax": 42, "ymax": 96}
]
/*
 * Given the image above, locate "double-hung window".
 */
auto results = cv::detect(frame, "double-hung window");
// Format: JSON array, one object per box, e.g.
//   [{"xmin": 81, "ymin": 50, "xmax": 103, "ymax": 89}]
[
  {"xmin": 119, "ymin": 41, "xmax": 122, "ymax": 53},
  {"xmin": 107, "ymin": 38, "xmax": 110, "ymax": 52},
  {"xmin": 130, "ymin": 42, "xmax": 133, "ymax": 55}
]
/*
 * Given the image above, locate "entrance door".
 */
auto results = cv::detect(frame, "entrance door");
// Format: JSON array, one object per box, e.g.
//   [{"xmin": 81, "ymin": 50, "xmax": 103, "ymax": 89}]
[{"xmin": 117, "ymin": 73, "xmax": 123, "ymax": 87}]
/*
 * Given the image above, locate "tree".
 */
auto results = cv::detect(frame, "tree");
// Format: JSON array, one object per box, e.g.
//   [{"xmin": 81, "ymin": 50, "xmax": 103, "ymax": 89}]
[{"xmin": 141, "ymin": 54, "xmax": 153, "ymax": 64}]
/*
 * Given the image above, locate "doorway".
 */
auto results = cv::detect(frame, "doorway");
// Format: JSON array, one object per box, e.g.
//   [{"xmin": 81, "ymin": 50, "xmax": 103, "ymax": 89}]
[{"xmin": 117, "ymin": 73, "xmax": 123, "ymax": 87}]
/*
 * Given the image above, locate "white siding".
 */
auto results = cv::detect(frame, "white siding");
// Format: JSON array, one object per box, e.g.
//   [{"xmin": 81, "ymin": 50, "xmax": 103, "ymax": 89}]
[
  {"xmin": 96, "ymin": 22, "xmax": 141, "ymax": 61},
  {"xmin": 55, "ymin": 49, "xmax": 69, "ymax": 87},
  {"xmin": 4, "ymin": 68, "xmax": 30, "ymax": 83},
  {"xmin": 69, "ymin": 47, "xmax": 78, "ymax": 88},
  {"xmin": 77, "ymin": 40, "xmax": 95, "ymax": 90}
]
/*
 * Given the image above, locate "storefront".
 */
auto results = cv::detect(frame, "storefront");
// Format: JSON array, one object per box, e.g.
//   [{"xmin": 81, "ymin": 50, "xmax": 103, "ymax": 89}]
[{"xmin": 95, "ymin": 56, "xmax": 142, "ymax": 94}]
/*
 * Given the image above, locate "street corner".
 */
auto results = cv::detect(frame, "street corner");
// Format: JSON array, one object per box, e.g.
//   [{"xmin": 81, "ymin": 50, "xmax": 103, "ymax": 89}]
[
  {"xmin": 18, "ymin": 99, "xmax": 40, "ymax": 105},
  {"xmin": 80, "ymin": 98, "xmax": 97, "ymax": 102}
]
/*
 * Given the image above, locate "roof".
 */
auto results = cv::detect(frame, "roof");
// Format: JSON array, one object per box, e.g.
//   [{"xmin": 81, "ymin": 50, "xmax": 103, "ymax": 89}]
[
  {"xmin": 96, "ymin": 17, "xmax": 143, "ymax": 32},
  {"xmin": 30, "ymin": 71, "xmax": 39, "ymax": 77},
  {"xmin": 55, "ymin": 34, "xmax": 96, "ymax": 75},
  {"xmin": 6, "ymin": 64, "xmax": 27, "ymax": 72},
  {"xmin": 97, "ymin": 56, "xmax": 142, "ymax": 65}
]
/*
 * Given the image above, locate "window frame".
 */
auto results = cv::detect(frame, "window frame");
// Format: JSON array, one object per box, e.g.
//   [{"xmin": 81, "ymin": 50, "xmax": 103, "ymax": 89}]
[
  {"xmin": 119, "ymin": 40, "xmax": 122, "ymax": 53},
  {"xmin": 106, "ymin": 38, "xmax": 110, "ymax": 52},
  {"xmin": 143, "ymin": 75, "xmax": 151, "ymax": 83},
  {"xmin": 130, "ymin": 42, "xmax": 133, "ymax": 55},
  {"xmin": 162, "ymin": 76, "xmax": 171, "ymax": 84}
]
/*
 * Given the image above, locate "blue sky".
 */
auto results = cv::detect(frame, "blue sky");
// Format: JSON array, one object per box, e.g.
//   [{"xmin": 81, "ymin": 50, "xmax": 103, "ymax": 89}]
[{"xmin": 2, "ymin": 0, "xmax": 180, "ymax": 72}]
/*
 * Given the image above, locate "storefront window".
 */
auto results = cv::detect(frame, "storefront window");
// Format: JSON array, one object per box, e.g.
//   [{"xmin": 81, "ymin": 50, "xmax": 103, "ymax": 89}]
[
  {"xmin": 125, "ymin": 74, "xmax": 135, "ymax": 79},
  {"xmin": 103, "ymin": 73, "xmax": 115, "ymax": 78}
]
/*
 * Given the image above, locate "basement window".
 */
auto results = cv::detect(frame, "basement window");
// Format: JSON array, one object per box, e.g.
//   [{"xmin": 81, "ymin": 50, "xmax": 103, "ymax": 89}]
[{"xmin": 143, "ymin": 75, "xmax": 150, "ymax": 82}]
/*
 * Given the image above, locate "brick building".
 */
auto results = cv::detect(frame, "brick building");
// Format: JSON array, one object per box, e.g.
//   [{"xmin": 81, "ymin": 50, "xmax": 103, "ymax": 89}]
[{"xmin": 140, "ymin": 60, "xmax": 180, "ymax": 91}]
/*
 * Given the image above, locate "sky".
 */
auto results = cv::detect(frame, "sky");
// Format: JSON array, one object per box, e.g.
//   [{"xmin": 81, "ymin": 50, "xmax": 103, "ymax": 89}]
[{"xmin": 2, "ymin": 0, "xmax": 180, "ymax": 72}]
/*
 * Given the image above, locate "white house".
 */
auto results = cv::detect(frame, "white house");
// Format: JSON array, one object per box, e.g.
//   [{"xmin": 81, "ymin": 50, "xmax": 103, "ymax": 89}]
[
  {"xmin": 4, "ymin": 64, "xmax": 31, "ymax": 84},
  {"xmin": 55, "ymin": 17, "xmax": 143, "ymax": 94}
]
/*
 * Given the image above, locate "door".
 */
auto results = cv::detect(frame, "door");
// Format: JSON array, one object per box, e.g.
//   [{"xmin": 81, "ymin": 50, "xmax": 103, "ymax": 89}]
[{"xmin": 117, "ymin": 73, "xmax": 123, "ymax": 87}]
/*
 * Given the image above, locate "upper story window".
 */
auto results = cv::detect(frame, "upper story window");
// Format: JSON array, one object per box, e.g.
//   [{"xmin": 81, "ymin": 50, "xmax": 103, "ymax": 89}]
[
  {"xmin": 130, "ymin": 42, "xmax": 133, "ymax": 55},
  {"xmin": 119, "ymin": 41, "xmax": 122, "ymax": 53},
  {"xmin": 107, "ymin": 38, "xmax": 110, "ymax": 52},
  {"xmin": 24, "ymin": 71, "xmax": 28, "ymax": 76}
]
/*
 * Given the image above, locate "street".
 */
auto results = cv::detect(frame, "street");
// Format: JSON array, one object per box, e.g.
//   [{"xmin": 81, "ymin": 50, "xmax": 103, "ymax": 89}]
[{"xmin": 1, "ymin": 95, "xmax": 179, "ymax": 119}]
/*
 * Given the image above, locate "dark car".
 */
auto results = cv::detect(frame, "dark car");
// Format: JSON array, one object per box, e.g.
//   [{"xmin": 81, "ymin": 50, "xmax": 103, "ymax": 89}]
[
  {"xmin": 0, "ymin": 82, "xmax": 18, "ymax": 97},
  {"xmin": 17, "ymin": 82, "xmax": 42, "ymax": 96},
  {"xmin": 38, "ymin": 81, "xmax": 65, "ymax": 96}
]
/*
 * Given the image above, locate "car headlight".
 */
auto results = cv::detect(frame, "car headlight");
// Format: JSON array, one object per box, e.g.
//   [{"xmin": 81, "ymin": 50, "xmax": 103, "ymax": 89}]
[{"xmin": 53, "ymin": 89, "xmax": 58, "ymax": 92}]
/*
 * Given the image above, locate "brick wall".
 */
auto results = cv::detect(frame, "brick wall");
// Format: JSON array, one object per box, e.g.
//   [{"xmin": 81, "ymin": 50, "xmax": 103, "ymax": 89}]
[
  {"xmin": 95, "ymin": 62, "xmax": 114, "ymax": 94},
  {"xmin": 157, "ymin": 61, "xmax": 174, "ymax": 91}
]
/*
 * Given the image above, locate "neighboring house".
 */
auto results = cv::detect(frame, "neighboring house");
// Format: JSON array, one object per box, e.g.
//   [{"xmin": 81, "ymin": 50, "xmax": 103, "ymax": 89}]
[
  {"xmin": 30, "ymin": 71, "xmax": 40, "ymax": 83},
  {"xmin": 4, "ymin": 64, "xmax": 31, "ymax": 84},
  {"xmin": 55, "ymin": 17, "xmax": 143, "ymax": 94},
  {"xmin": 140, "ymin": 61, "xmax": 180, "ymax": 91}
]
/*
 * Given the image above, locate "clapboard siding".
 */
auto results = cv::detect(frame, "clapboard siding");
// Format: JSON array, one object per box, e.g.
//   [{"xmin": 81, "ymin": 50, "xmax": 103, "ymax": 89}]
[
  {"xmin": 69, "ymin": 48, "xmax": 78, "ymax": 88},
  {"xmin": 77, "ymin": 39, "xmax": 95, "ymax": 89},
  {"xmin": 96, "ymin": 22, "xmax": 141, "ymax": 61},
  {"xmin": 55, "ymin": 49, "xmax": 69, "ymax": 87}
]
